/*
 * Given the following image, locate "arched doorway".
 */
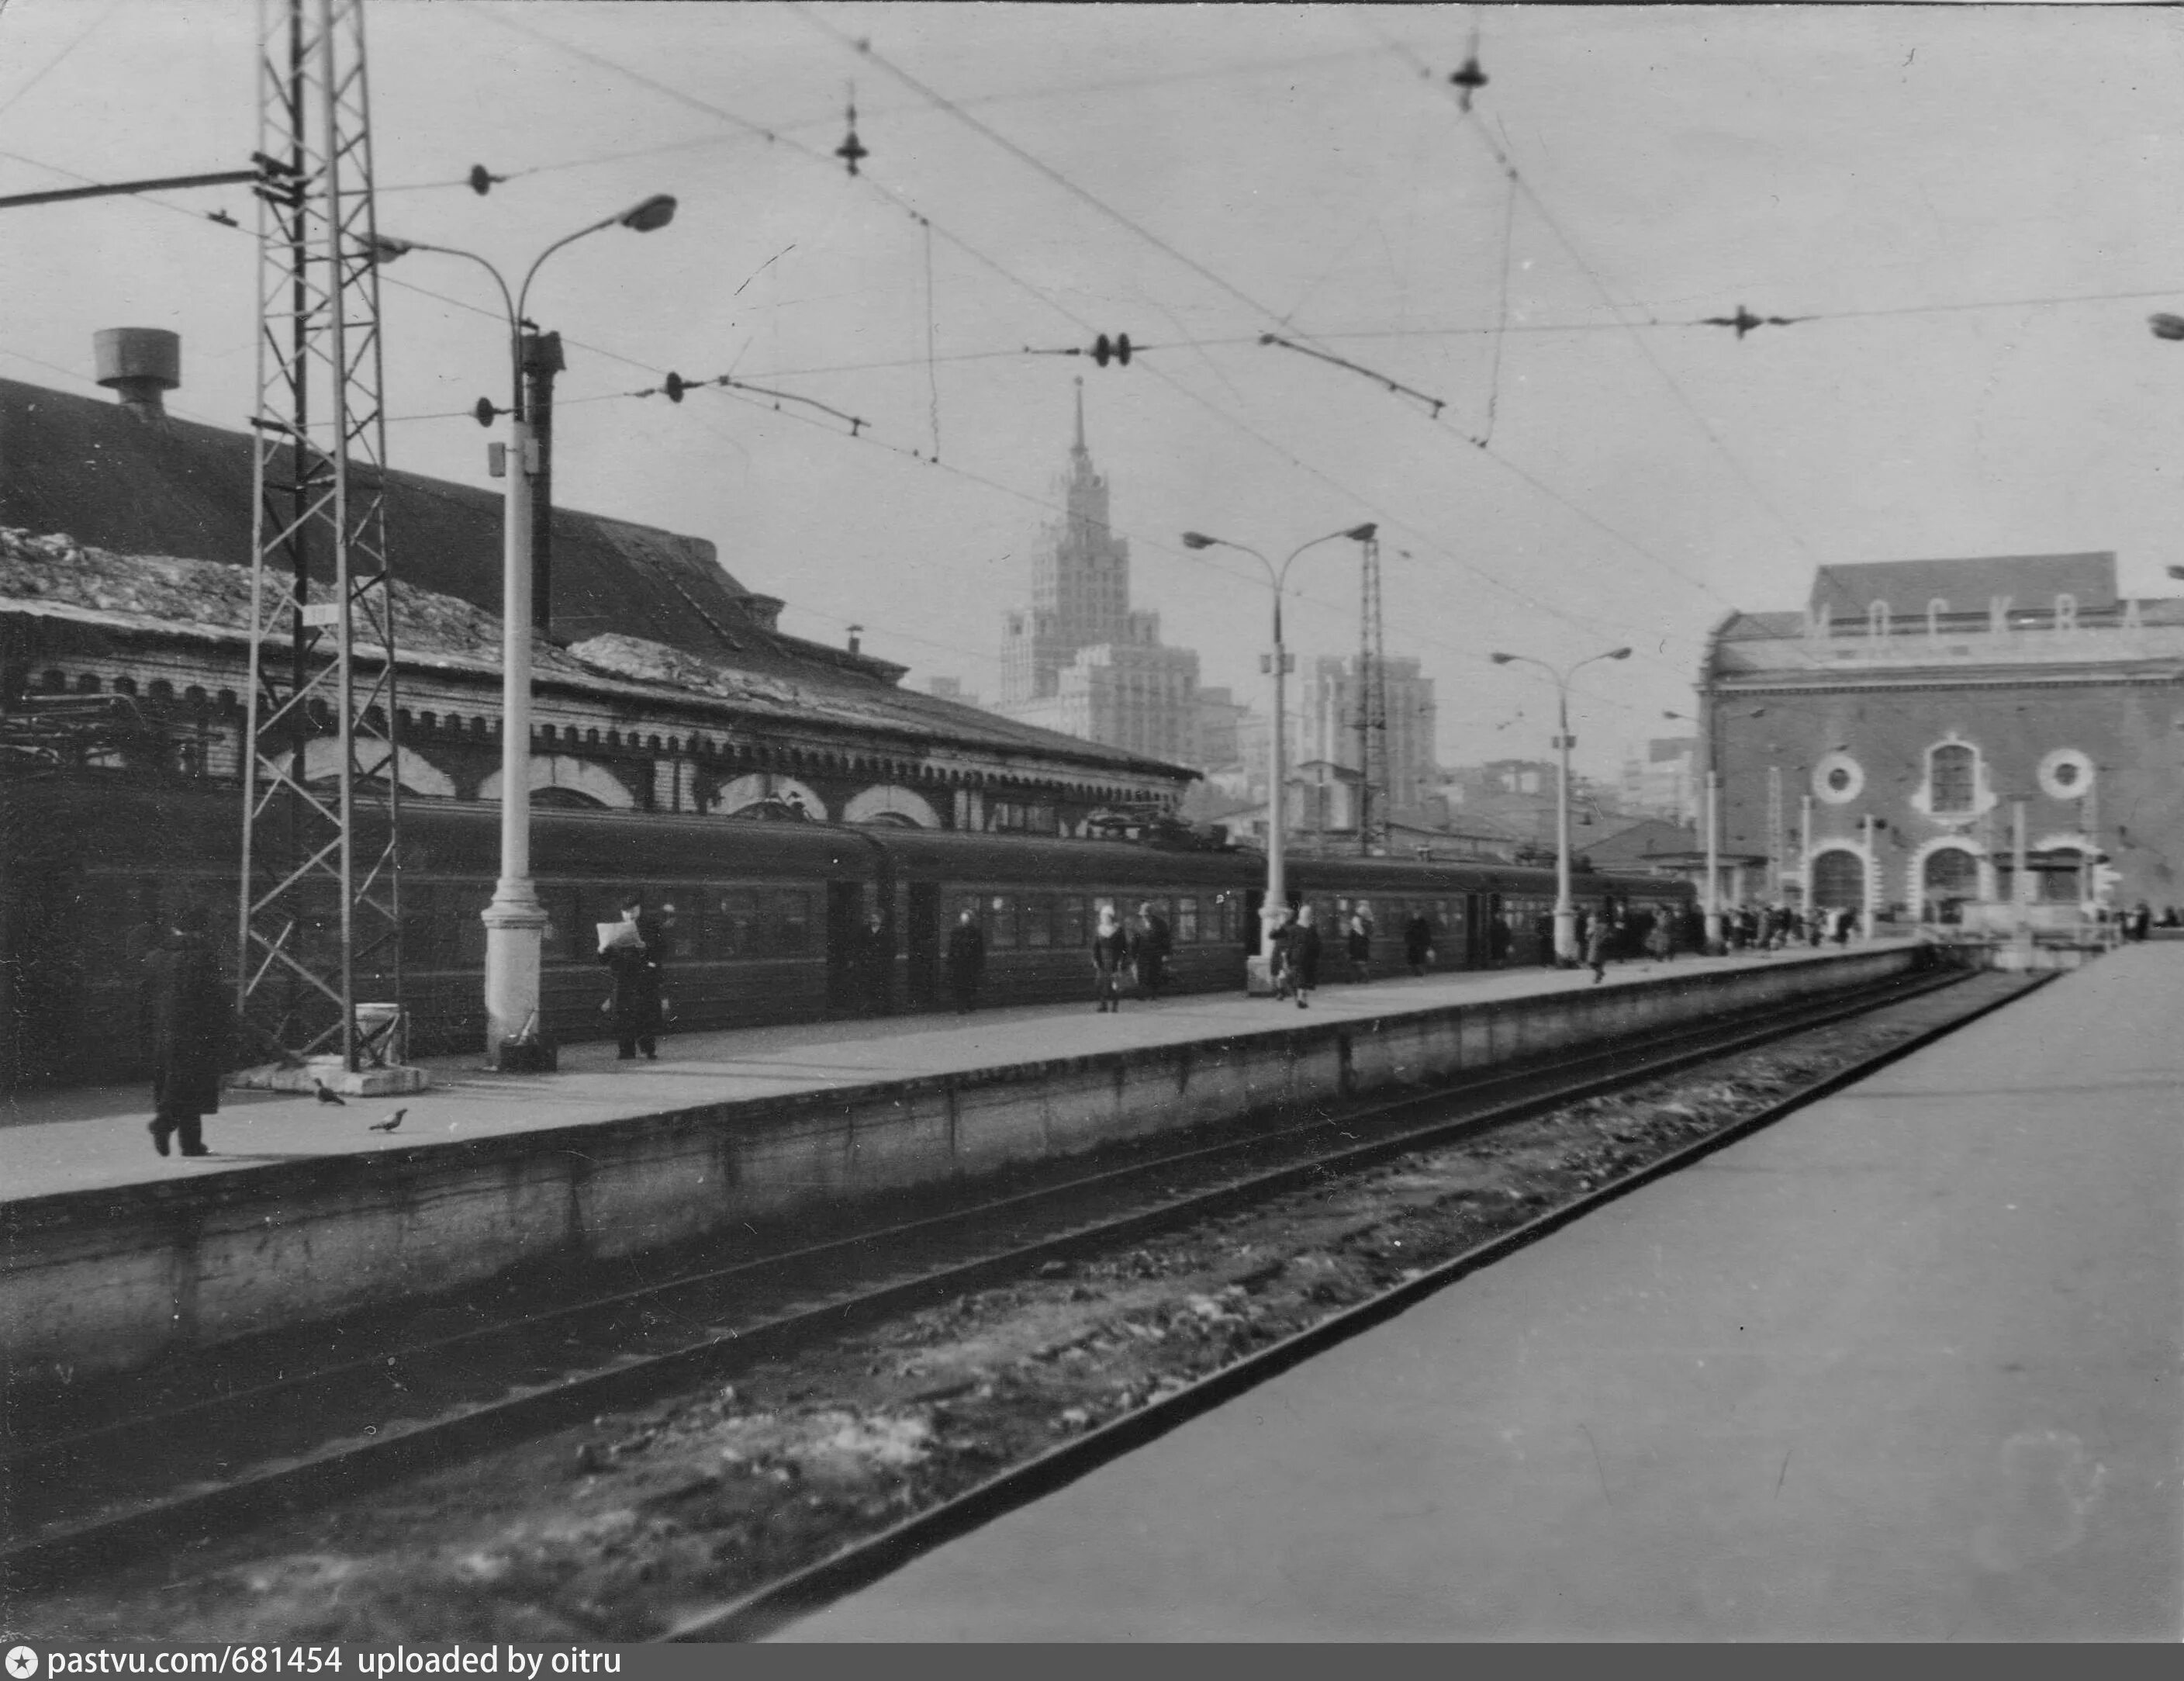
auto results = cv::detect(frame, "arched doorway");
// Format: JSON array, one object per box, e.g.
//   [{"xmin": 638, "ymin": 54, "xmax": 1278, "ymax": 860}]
[
  {"xmin": 2037, "ymin": 846, "xmax": 2086, "ymax": 903},
  {"xmin": 1810, "ymin": 848, "xmax": 1864, "ymax": 910},
  {"xmin": 1921, "ymin": 845, "xmax": 1979, "ymax": 924}
]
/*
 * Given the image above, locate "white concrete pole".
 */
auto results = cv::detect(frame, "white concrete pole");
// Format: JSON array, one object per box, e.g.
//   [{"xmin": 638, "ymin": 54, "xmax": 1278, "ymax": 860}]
[
  {"xmin": 1799, "ymin": 792, "xmax": 1814, "ymax": 914},
  {"xmin": 1553, "ymin": 683, "xmax": 1575, "ymax": 963},
  {"xmin": 482, "ymin": 404, "xmax": 548, "ymax": 1060},
  {"xmin": 1703, "ymin": 769, "xmax": 1723, "ymax": 952},
  {"xmin": 1263, "ymin": 593, "xmax": 1287, "ymax": 961},
  {"xmin": 1861, "ymin": 812, "xmax": 1878, "ymax": 940}
]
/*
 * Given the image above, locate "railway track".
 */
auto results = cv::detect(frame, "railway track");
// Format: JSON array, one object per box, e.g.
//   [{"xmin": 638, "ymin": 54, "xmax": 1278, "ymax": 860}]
[{"xmin": 3, "ymin": 960, "xmax": 2041, "ymax": 1601}]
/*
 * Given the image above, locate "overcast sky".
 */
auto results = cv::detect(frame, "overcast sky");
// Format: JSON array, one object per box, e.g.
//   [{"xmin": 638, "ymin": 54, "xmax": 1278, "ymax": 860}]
[{"xmin": 6, "ymin": 2, "xmax": 2183, "ymax": 777}]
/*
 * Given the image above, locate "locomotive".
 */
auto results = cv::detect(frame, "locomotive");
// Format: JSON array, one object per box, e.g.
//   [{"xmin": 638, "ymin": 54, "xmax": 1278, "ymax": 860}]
[{"xmin": 1, "ymin": 769, "xmax": 1694, "ymax": 1088}]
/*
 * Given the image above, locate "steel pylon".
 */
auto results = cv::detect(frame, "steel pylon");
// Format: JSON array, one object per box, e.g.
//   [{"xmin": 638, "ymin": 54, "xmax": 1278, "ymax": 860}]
[
  {"xmin": 1354, "ymin": 534, "xmax": 1388, "ymax": 854},
  {"xmin": 237, "ymin": 0, "xmax": 401, "ymax": 1070}
]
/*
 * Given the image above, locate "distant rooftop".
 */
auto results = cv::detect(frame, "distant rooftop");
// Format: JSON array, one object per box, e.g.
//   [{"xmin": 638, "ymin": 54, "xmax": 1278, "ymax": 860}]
[{"xmin": 1809, "ymin": 552, "xmax": 2117, "ymax": 618}]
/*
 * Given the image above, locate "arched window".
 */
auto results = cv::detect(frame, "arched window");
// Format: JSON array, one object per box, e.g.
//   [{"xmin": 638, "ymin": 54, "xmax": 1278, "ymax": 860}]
[
  {"xmin": 1922, "ymin": 846, "xmax": 1979, "ymax": 923},
  {"xmin": 1929, "ymin": 742, "xmax": 1976, "ymax": 815},
  {"xmin": 1811, "ymin": 849, "xmax": 1865, "ymax": 910}
]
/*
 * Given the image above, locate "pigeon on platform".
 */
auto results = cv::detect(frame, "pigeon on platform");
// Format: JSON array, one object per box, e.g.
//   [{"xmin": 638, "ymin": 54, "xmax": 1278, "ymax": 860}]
[
  {"xmin": 313, "ymin": 1081, "xmax": 347, "ymax": 1106},
  {"xmin": 369, "ymin": 1109, "xmax": 407, "ymax": 1133}
]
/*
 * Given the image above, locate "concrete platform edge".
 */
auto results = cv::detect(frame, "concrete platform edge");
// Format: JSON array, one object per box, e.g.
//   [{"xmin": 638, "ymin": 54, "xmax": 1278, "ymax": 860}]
[{"xmin": 0, "ymin": 948, "xmax": 1924, "ymax": 1385}]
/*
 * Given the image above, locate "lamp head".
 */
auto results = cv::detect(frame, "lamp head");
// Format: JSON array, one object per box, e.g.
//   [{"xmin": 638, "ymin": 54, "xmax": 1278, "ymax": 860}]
[
  {"xmin": 1489, "ymin": 652, "xmax": 1515, "ymax": 665},
  {"xmin": 1180, "ymin": 531, "xmax": 1218, "ymax": 550},
  {"xmin": 620, "ymin": 194, "xmax": 678, "ymax": 233},
  {"xmin": 2152, "ymin": 313, "xmax": 2184, "ymax": 341},
  {"xmin": 1345, "ymin": 523, "xmax": 1378, "ymax": 541},
  {"xmin": 365, "ymin": 233, "xmax": 413, "ymax": 265},
  {"xmin": 1608, "ymin": 646, "xmax": 1633, "ymax": 660}
]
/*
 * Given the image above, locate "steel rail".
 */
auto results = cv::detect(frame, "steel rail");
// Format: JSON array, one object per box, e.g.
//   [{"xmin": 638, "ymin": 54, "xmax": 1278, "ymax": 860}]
[
  {"xmin": 2, "ymin": 960, "xmax": 2005, "ymax": 1586},
  {"xmin": 672, "ymin": 966, "xmax": 2053, "ymax": 1641}
]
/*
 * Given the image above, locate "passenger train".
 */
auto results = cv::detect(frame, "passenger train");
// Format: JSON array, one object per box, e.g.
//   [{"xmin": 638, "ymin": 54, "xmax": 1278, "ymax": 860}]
[{"xmin": 0, "ymin": 771, "xmax": 1695, "ymax": 1088}]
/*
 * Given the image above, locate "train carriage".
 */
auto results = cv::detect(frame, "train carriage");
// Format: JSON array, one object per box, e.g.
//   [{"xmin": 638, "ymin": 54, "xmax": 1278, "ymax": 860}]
[{"xmin": 0, "ymin": 768, "xmax": 1695, "ymax": 1089}]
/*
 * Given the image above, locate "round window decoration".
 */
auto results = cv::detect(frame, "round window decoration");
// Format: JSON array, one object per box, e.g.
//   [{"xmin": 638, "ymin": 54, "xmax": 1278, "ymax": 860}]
[
  {"xmin": 2037, "ymin": 748, "xmax": 2096, "ymax": 802},
  {"xmin": 1813, "ymin": 751, "xmax": 1864, "ymax": 805}
]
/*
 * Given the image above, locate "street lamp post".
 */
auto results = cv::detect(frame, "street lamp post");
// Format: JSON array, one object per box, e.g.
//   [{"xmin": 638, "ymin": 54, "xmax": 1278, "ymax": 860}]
[
  {"xmin": 1664, "ymin": 707, "xmax": 1725, "ymax": 953},
  {"xmin": 1181, "ymin": 523, "xmax": 1376, "ymax": 989},
  {"xmin": 373, "ymin": 195, "xmax": 676, "ymax": 1067},
  {"xmin": 1491, "ymin": 645, "xmax": 1633, "ymax": 963}
]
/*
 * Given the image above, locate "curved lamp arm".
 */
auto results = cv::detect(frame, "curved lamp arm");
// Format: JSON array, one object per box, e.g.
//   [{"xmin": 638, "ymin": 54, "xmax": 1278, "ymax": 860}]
[{"xmin": 515, "ymin": 194, "xmax": 679, "ymax": 323}]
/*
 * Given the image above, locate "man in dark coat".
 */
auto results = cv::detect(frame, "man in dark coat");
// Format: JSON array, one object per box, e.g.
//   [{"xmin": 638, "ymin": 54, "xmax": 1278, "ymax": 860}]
[
  {"xmin": 599, "ymin": 891, "xmax": 668, "ymax": 1059},
  {"xmin": 855, "ymin": 909, "xmax": 893, "ymax": 1015},
  {"xmin": 1286, "ymin": 903, "xmax": 1324, "ymax": 1008},
  {"xmin": 1132, "ymin": 901, "xmax": 1172, "ymax": 1001},
  {"xmin": 1404, "ymin": 911, "xmax": 1433, "ymax": 976},
  {"xmin": 1344, "ymin": 904, "xmax": 1374, "ymax": 983},
  {"xmin": 945, "ymin": 905, "xmax": 987, "ymax": 1014},
  {"xmin": 145, "ymin": 901, "xmax": 232, "ymax": 1157}
]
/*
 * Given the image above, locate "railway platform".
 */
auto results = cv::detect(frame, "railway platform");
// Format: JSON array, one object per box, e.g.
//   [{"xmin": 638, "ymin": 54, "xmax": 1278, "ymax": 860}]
[
  {"xmin": 775, "ymin": 938, "xmax": 2182, "ymax": 1640},
  {"xmin": 2, "ymin": 940, "xmax": 1927, "ymax": 1391},
  {"xmin": 2, "ymin": 941, "xmax": 1901, "ymax": 1202}
]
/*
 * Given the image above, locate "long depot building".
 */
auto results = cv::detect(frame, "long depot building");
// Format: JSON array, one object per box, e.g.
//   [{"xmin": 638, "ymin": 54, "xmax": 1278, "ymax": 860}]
[
  {"xmin": 0, "ymin": 363, "xmax": 1194, "ymax": 833},
  {"xmin": 1702, "ymin": 551, "xmax": 2184, "ymax": 923}
]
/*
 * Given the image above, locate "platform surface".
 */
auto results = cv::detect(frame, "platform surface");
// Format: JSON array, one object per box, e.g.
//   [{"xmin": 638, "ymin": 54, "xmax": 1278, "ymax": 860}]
[
  {"xmin": 777, "ymin": 943, "xmax": 2184, "ymax": 1641},
  {"xmin": 2, "ymin": 944, "xmax": 1878, "ymax": 1204}
]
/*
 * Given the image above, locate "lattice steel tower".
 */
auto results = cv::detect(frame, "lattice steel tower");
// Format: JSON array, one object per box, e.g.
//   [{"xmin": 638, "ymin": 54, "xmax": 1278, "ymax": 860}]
[
  {"xmin": 1354, "ymin": 533, "xmax": 1389, "ymax": 855},
  {"xmin": 237, "ymin": 0, "xmax": 402, "ymax": 1071}
]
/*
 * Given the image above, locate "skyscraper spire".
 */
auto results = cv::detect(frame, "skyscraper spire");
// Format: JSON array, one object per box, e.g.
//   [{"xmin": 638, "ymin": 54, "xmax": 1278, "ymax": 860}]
[{"xmin": 1073, "ymin": 375, "xmax": 1087, "ymax": 459}]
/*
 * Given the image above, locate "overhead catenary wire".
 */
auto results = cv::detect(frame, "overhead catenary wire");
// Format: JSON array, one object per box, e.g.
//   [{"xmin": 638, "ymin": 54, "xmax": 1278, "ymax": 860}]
[
  {"xmin": 0, "ymin": 0, "xmax": 125, "ymax": 123},
  {"xmin": 767, "ymin": 9, "xmax": 1705, "ymax": 673},
  {"xmin": 773, "ymin": 5, "xmax": 1847, "ymax": 681},
  {"xmin": 435, "ymin": 8, "xmax": 1709, "ymax": 686},
  {"xmin": 451, "ymin": 1, "xmax": 2175, "ymax": 690},
  {"xmin": 1, "ymin": 26, "xmax": 1705, "ymax": 714}
]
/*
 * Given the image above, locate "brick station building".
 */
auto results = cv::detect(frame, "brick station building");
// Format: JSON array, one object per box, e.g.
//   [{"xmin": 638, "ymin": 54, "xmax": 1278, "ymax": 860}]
[
  {"xmin": 1701, "ymin": 552, "xmax": 2184, "ymax": 922},
  {"xmin": 0, "ymin": 373, "xmax": 1194, "ymax": 829}
]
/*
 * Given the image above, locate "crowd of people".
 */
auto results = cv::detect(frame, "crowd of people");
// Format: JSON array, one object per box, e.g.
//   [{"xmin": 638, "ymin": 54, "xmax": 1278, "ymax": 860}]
[{"xmin": 152, "ymin": 877, "xmax": 2174, "ymax": 1160}]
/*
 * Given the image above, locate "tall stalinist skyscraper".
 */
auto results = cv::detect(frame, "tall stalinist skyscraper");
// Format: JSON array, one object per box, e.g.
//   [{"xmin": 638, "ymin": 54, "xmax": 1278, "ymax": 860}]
[{"xmin": 1000, "ymin": 382, "xmax": 1200, "ymax": 770}]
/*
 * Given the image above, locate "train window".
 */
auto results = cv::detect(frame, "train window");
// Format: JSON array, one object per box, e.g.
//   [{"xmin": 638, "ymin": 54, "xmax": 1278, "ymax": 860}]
[
  {"xmin": 538, "ymin": 887, "xmax": 581, "ymax": 962},
  {"xmin": 768, "ymin": 890, "xmax": 811, "ymax": 957},
  {"xmin": 711, "ymin": 889, "xmax": 759, "ymax": 960},
  {"xmin": 1024, "ymin": 896, "xmax": 1055, "ymax": 948},
  {"xmin": 399, "ymin": 884, "xmax": 439, "ymax": 970},
  {"xmin": 987, "ymin": 894, "xmax": 1018, "ymax": 950},
  {"xmin": 662, "ymin": 891, "xmax": 699, "ymax": 963},
  {"xmin": 1060, "ymin": 896, "xmax": 1087, "ymax": 948},
  {"xmin": 1176, "ymin": 897, "xmax": 1200, "ymax": 943}
]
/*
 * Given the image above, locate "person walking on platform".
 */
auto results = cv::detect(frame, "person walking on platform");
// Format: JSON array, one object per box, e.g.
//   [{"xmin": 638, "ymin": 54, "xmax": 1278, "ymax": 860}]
[
  {"xmin": 1488, "ymin": 911, "xmax": 1512, "ymax": 969},
  {"xmin": 1345, "ymin": 904, "xmax": 1374, "ymax": 983},
  {"xmin": 945, "ymin": 904, "xmax": 986, "ymax": 1014},
  {"xmin": 600, "ymin": 891, "xmax": 668, "ymax": 1060},
  {"xmin": 1585, "ymin": 912, "xmax": 1612, "ymax": 983},
  {"xmin": 1092, "ymin": 904, "xmax": 1132, "ymax": 1012},
  {"xmin": 1646, "ymin": 905, "xmax": 1674, "ymax": 963},
  {"xmin": 1287, "ymin": 903, "xmax": 1324, "ymax": 1008},
  {"xmin": 1404, "ymin": 911, "xmax": 1433, "ymax": 976},
  {"xmin": 144, "ymin": 900, "xmax": 233, "ymax": 1157},
  {"xmin": 1534, "ymin": 911, "xmax": 1555, "ymax": 967},
  {"xmin": 1267, "ymin": 905, "xmax": 1299, "ymax": 1002},
  {"xmin": 852, "ymin": 909, "xmax": 893, "ymax": 1016},
  {"xmin": 1133, "ymin": 901, "xmax": 1172, "ymax": 1001}
]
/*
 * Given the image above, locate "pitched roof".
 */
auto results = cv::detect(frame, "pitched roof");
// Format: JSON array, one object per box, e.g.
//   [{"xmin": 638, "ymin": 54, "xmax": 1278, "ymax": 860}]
[
  {"xmin": 0, "ymin": 379, "xmax": 1194, "ymax": 780},
  {"xmin": 1581, "ymin": 816, "xmax": 1701, "ymax": 865},
  {"xmin": 1808, "ymin": 552, "xmax": 2117, "ymax": 617}
]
